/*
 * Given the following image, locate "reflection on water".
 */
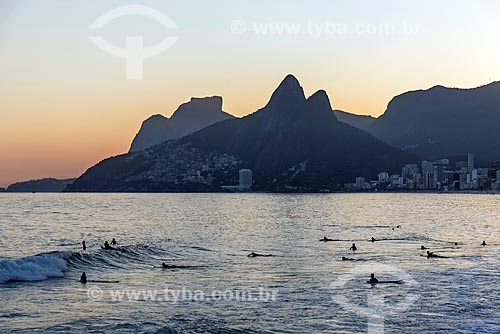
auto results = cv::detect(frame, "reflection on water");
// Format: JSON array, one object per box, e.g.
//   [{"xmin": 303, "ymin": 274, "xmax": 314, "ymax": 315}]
[{"xmin": 0, "ymin": 193, "xmax": 499, "ymax": 333}]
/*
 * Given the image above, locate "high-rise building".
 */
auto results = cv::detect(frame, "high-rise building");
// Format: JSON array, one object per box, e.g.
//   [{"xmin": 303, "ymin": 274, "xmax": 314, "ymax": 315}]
[
  {"xmin": 423, "ymin": 172, "xmax": 433, "ymax": 189},
  {"xmin": 468, "ymin": 169, "xmax": 479, "ymax": 189},
  {"xmin": 468, "ymin": 153, "xmax": 475, "ymax": 172},
  {"xmin": 422, "ymin": 161, "xmax": 434, "ymax": 174},
  {"xmin": 402, "ymin": 164, "xmax": 419, "ymax": 179},
  {"xmin": 355, "ymin": 177, "xmax": 366, "ymax": 188},
  {"xmin": 378, "ymin": 172, "xmax": 389, "ymax": 182},
  {"xmin": 433, "ymin": 165, "xmax": 444, "ymax": 189},
  {"xmin": 421, "ymin": 161, "xmax": 434, "ymax": 189},
  {"xmin": 239, "ymin": 169, "xmax": 252, "ymax": 190}
]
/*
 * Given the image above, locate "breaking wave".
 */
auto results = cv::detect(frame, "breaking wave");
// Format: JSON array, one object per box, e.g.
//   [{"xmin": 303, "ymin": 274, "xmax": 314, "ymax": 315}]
[{"xmin": 0, "ymin": 251, "xmax": 72, "ymax": 284}]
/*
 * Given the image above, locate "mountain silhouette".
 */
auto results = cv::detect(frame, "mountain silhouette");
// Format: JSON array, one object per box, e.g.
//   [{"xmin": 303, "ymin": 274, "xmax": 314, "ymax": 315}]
[
  {"xmin": 129, "ymin": 96, "xmax": 233, "ymax": 152},
  {"xmin": 368, "ymin": 82, "xmax": 500, "ymax": 161},
  {"xmin": 333, "ymin": 109, "xmax": 375, "ymax": 131},
  {"xmin": 68, "ymin": 75, "xmax": 415, "ymax": 192},
  {"xmin": 8, "ymin": 178, "xmax": 76, "ymax": 192},
  {"xmin": 179, "ymin": 75, "xmax": 414, "ymax": 188}
]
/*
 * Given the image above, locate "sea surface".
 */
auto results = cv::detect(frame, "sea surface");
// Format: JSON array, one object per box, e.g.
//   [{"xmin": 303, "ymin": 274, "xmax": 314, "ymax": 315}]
[{"xmin": 1, "ymin": 193, "xmax": 499, "ymax": 333}]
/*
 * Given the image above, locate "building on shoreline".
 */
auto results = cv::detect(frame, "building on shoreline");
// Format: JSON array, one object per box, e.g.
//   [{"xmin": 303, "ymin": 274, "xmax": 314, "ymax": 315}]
[
  {"xmin": 221, "ymin": 169, "xmax": 253, "ymax": 191},
  {"xmin": 239, "ymin": 169, "xmax": 253, "ymax": 190},
  {"xmin": 346, "ymin": 153, "xmax": 500, "ymax": 192}
]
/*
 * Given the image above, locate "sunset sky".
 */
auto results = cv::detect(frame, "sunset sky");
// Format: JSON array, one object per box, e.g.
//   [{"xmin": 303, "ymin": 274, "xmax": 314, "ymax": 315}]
[{"xmin": 1, "ymin": 0, "xmax": 500, "ymax": 187}]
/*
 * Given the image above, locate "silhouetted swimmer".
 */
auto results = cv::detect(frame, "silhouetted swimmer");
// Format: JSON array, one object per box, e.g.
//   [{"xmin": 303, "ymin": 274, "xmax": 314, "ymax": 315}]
[
  {"xmin": 369, "ymin": 273, "xmax": 379, "ymax": 284},
  {"xmin": 371, "ymin": 237, "xmax": 376, "ymax": 243},
  {"xmin": 102, "ymin": 241, "xmax": 116, "ymax": 250},
  {"xmin": 350, "ymin": 243, "xmax": 357, "ymax": 251},
  {"xmin": 247, "ymin": 252, "xmax": 273, "ymax": 257},
  {"xmin": 80, "ymin": 272, "xmax": 87, "ymax": 284},
  {"xmin": 396, "ymin": 225, "xmax": 401, "ymax": 228},
  {"xmin": 111, "ymin": 238, "xmax": 117, "ymax": 245},
  {"xmin": 161, "ymin": 263, "xmax": 190, "ymax": 269},
  {"xmin": 421, "ymin": 245, "xmax": 428, "ymax": 250},
  {"xmin": 82, "ymin": 241, "xmax": 86, "ymax": 251},
  {"xmin": 481, "ymin": 241, "xmax": 487, "ymax": 246},
  {"xmin": 320, "ymin": 236, "xmax": 334, "ymax": 242},
  {"xmin": 427, "ymin": 251, "xmax": 448, "ymax": 258}
]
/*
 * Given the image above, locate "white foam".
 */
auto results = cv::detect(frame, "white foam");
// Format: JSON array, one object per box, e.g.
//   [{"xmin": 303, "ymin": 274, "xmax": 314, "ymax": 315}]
[{"xmin": 0, "ymin": 251, "xmax": 72, "ymax": 283}]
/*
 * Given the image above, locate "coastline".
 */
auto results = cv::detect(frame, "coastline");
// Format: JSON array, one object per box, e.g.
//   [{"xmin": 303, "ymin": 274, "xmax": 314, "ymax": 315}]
[{"xmin": 2, "ymin": 190, "xmax": 499, "ymax": 195}]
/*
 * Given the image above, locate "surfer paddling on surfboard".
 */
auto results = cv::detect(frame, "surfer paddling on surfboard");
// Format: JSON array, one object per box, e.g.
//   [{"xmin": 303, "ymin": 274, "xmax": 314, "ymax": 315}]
[
  {"xmin": 367, "ymin": 273, "xmax": 403, "ymax": 284},
  {"xmin": 247, "ymin": 252, "xmax": 274, "ymax": 257},
  {"xmin": 426, "ymin": 251, "xmax": 448, "ymax": 258},
  {"xmin": 79, "ymin": 272, "xmax": 119, "ymax": 284}
]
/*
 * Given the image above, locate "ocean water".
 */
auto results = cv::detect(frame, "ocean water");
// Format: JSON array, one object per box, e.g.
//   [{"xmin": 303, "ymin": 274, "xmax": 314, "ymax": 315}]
[{"xmin": 0, "ymin": 193, "xmax": 499, "ymax": 333}]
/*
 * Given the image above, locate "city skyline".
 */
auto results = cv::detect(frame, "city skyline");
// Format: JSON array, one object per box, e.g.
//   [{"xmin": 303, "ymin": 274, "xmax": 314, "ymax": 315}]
[{"xmin": 348, "ymin": 153, "xmax": 500, "ymax": 192}]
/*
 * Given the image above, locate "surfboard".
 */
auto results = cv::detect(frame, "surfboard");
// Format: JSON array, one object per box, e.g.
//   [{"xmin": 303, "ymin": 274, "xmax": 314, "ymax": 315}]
[
  {"xmin": 88, "ymin": 280, "xmax": 120, "ymax": 283},
  {"xmin": 367, "ymin": 280, "xmax": 403, "ymax": 284}
]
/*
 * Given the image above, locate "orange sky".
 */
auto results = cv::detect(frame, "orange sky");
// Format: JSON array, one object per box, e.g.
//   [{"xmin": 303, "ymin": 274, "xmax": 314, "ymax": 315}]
[{"xmin": 1, "ymin": 0, "xmax": 500, "ymax": 187}]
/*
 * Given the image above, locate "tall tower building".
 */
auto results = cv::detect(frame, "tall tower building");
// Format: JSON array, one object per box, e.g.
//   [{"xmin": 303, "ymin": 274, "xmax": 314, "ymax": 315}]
[
  {"xmin": 239, "ymin": 169, "xmax": 252, "ymax": 190},
  {"xmin": 468, "ymin": 153, "xmax": 475, "ymax": 172}
]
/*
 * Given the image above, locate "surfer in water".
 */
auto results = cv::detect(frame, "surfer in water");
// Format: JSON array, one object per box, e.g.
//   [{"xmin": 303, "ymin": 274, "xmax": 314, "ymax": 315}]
[
  {"xmin": 350, "ymin": 243, "xmax": 357, "ymax": 251},
  {"xmin": 427, "ymin": 251, "xmax": 448, "ymax": 258},
  {"xmin": 481, "ymin": 241, "xmax": 487, "ymax": 246},
  {"xmin": 341, "ymin": 256, "xmax": 356, "ymax": 261},
  {"xmin": 161, "ymin": 263, "xmax": 189, "ymax": 269},
  {"xmin": 320, "ymin": 236, "xmax": 334, "ymax": 242},
  {"xmin": 80, "ymin": 272, "xmax": 87, "ymax": 284},
  {"xmin": 369, "ymin": 273, "xmax": 379, "ymax": 284},
  {"xmin": 102, "ymin": 241, "xmax": 115, "ymax": 250},
  {"xmin": 82, "ymin": 241, "xmax": 86, "ymax": 251},
  {"xmin": 247, "ymin": 252, "xmax": 273, "ymax": 257},
  {"xmin": 371, "ymin": 237, "xmax": 376, "ymax": 243},
  {"xmin": 421, "ymin": 245, "xmax": 428, "ymax": 250},
  {"xmin": 78, "ymin": 272, "xmax": 119, "ymax": 284},
  {"xmin": 111, "ymin": 238, "xmax": 117, "ymax": 245}
]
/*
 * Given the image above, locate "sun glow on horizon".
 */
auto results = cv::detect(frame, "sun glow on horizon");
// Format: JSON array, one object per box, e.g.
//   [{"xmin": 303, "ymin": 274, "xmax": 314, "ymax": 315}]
[{"xmin": 1, "ymin": 0, "xmax": 500, "ymax": 186}]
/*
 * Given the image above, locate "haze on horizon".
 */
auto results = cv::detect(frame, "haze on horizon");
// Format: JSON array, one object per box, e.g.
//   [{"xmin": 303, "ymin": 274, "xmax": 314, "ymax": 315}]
[{"xmin": 1, "ymin": 0, "xmax": 499, "ymax": 187}]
